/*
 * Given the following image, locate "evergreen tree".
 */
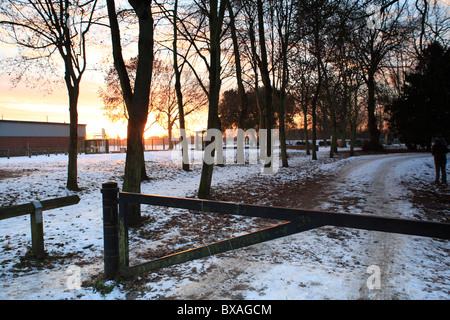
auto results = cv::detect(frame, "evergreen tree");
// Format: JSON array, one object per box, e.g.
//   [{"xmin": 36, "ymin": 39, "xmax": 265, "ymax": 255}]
[{"xmin": 386, "ymin": 42, "xmax": 450, "ymax": 149}]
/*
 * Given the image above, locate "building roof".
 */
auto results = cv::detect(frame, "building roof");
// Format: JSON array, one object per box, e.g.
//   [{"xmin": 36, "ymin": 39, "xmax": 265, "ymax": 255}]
[
  {"xmin": 0, "ymin": 119, "xmax": 86, "ymax": 138},
  {"xmin": 0, "ymin": 119, "xmax": 86, "ymax": 126}
]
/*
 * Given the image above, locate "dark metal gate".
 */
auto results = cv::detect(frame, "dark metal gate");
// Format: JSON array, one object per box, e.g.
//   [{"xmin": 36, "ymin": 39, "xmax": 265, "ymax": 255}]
[{"xmin": 101, "ymin": 181, "xmax": 450, "ymax": 279}]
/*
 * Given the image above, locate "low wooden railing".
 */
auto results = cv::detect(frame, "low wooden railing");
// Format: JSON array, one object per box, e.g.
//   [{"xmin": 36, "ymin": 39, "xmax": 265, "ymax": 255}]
[{"xmin": 0, "ymin": 195, "xmax": 80, "ymax": 259}]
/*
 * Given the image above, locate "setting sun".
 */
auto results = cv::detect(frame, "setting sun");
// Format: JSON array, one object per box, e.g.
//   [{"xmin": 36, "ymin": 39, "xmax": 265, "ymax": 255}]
[{"xmin": 0, "ymin": 70, "xmax": 202, "ymax": 140}]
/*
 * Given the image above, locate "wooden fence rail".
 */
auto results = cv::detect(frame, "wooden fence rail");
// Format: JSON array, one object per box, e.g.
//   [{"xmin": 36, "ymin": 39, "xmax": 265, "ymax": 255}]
[
  {"xmin": 0, "ymin": 195, "xmax": 80, "ymax": 259},
  {"xmin": 101, "ymin": 181, "xmax": 450, "ymax": 279}
]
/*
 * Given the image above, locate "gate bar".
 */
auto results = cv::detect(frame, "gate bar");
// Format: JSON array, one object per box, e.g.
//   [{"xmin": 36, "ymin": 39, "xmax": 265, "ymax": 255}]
[
  {"xmin": 102, "ymin": 187, "xmax": 450, "ymax": 279},
  {"xmin": 119, "ymin": 192, "xmax": 450, "ymax": 240},
  {"xmin": 119, "ymin": 221, "xmax": 309, "ymax": 277}
]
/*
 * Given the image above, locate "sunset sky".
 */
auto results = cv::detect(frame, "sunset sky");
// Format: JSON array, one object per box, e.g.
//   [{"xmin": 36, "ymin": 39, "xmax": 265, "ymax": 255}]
[
  {"xmin": 0, "ymin": 22, "xmax": 203, "ymax": 140},
  {"xmin": 1, "ymin": 0, "xmax": 448, "ymax": 140},
  {"xmin": 0, "ymin": 53, "xmax": 171, "ymax": 140}
]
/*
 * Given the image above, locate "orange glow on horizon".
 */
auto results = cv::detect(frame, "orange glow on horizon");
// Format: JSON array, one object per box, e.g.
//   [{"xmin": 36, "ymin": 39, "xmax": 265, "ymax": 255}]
[
  {"xmin": 0, "ymin": 45, "xmax": 208, "ymax": 141},
  {"xmin": 100, "ymin": 121, "xmax": 167, "ymax": 140},
  {"xmin": 0, "ymin": 74, "xmax": 202, "ymax": 140},
  {"xmin": 0, "ymin": 28, "xmax": 211, "ymax": 141}
]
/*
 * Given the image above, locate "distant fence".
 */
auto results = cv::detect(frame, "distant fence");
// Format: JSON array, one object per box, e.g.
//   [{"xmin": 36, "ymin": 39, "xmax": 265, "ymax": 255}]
[
  {"xmin": 109, "ymin": 138, "xmax": 172, "ymax": 153},
  {"xmin": 0, "ymin": 137, "xmax": 173, "ymax": 158},
  {"xmin": 145, "ymin": 138, "xmax": 171, "ymax": 151},
  {"xmin": 0, "ymin": 147, "xmax": 88, "ymax": 158},
  {"xmin": 0, "ymin": 195, "xmax": 80, "ymax": 259},
  {"xmin": 101, "ymin": 181, "xmax": 450, "ymax": 279}
]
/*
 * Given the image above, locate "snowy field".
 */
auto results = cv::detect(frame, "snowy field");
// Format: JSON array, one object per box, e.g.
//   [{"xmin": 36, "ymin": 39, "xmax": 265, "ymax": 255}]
[{"xmin": 0, "ymin": 147, "xmax": 448, "ymax": 300}]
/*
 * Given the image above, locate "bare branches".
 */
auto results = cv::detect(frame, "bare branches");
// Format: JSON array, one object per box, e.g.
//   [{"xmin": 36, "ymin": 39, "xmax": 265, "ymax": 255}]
[
  {"xmin": 0, "ymin": 0, "xmax": 100, "ymax": 190},
  {"xmin": 0, "ymin": 0, "xmax": 100, "ymax": 85}
]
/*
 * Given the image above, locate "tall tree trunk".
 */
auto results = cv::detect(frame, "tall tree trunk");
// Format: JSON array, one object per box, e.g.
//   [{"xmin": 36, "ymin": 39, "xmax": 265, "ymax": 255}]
[
  {"xmin": 257, "ymin": 0, "xmax": 274, "ymax": 167},
  {"xmin": 302, "ymin": 106, "xmax": 310, "ymax": 155},
  {"xmin": 320, "ymin": 58, "xmax": 338, "ymax": 159},
  {"xmin": 107, "ymin": 0, "xmax": 154, "ymax": 226},
  {"xmin": 311, "ymin": 100, "xmax": 318, "ymax": 160},
  {"xmin": 62, "ymin": 5, "xmax": 81, "ymax": 192},
  {"xmin": 197, "ymin": 0, "xmax": 224, "ymax": 199},
  {"xmin": 226, "ymin": 0, "xmax": 249, "ymax": 130},
  {"xmin": 275, "ymin": 0, "xmax": 293, "ymax": 168},
  {"xmin": 348, "ymin": 83, "xmax": 359, "ymax": 157},
  {"xmin": 168, "ymin": 117, "xmax": 174, "ymax": 150},
  {"xmin": 311, "ymin": 62, "xmax": 321, "ymax": 161},
  {"xmin": 62, "ymin": 35, "xmax": 80, "ymax": 191},
  {"xmin": 278, "ymin": 43, "xmax": 289, "ymax": 168},
  {"xmin": 366, "ymin": 71, "xmax": 381, "ymax": 150},
  {"xmin": 349, "ymin": 122, "xmax": 356, "ymax": 156},
  {"xmin": 279, "ymin": 106, "xmax": 288, "ymax": 167},
  {"xmin": 173, "ymin": 0, "xmax": 189, "ymax": 171},
  {"xmin": 123, "ymin": 117, "xmax": 146, "ymax": 193},
  {"xmin": 66, "ymin": 83, "xmax": 80, "ymax": 191},
  {"xmin": 123, "ymin": 116, "xmax": 147, "ymax": 226},
  {"xmin": 324, "ymin": 81, "xmax": 338, "ymax": 159},
  {"xmin": 246, "ymin": 14, "xmax": 263, "ymax": 130},
  {"xmin": 311, "ymin": 24, "xmax": 322, "ymax": 161},
  {"xmin": 329, "ymin": 109, "xmax": 337, "ymax": 158}
]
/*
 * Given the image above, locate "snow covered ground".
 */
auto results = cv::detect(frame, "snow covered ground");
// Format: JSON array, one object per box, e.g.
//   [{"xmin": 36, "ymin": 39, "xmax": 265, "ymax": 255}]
[{"xmin": 0, "ymin": 147, "xmax": 448, "ymax": 300}]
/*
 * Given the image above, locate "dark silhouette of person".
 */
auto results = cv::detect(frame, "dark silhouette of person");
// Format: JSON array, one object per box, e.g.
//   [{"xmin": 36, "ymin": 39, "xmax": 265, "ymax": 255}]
[{"xmin": 431, "ymin": 137, "xmax": 448, "ymax": 185}]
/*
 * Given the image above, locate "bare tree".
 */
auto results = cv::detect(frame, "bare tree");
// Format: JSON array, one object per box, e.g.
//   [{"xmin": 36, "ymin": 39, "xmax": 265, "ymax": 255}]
[
  {"xmin": 166, "ymin": 0, "xmax": 227, "ymax": 198},
  {"xmin": 226, "ymin": 0, "xmax": 250, "ymax": 130},
  {"xmin": 237, "ymin": 0, "xmax": 276, "ymax": 157},
  {"xmin": 291, "ymin": 44, "xmax": 314, "ymax": 155},
  {"xmin": 239, "ymin": 1, "xmax": 264, "ymax": 129},
  {"xmin": 98, "ymin": 57, "xmax": 159, "ymax": 135},
  {"xmin": 273, "ymin": 0, "xmax": 296, "ymax": 167},
  {"xmin": 196, "ymin": 0, "xmax": 227, "ymax": 199},
  {"xmin": 151, "ymin": 59, "xmax": 204, "ymax": 149},
  {"xmin": 98, "ymin": 58, "xmax": 139, "ymax": 124},
  {"xmin": 295, "ymin": 0, "xmax": 331, "ymax": 160},
  {"xmin": 0, "ymin": 0, "xmax": 99, "ymax": 191},
  {"xmin": 106, "ymin": 0, "xmax": 154, "ymax": 226},
  {"xmin": 172, "ymin": 0, "xmax": 189, "ymax": 171},
  {"xmin": 350, "ymin": 0, "xmax": 412, "ymax": 151}
]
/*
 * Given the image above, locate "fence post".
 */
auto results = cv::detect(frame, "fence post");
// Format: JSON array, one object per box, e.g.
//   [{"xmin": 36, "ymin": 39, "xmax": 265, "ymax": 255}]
[
  {"xmin": 31, "ymin": 201, "xmax": 45, "ymax": 259},
  {"xmin": 101, "ymin": 181, "xmax": 120, "ymax": 279}
]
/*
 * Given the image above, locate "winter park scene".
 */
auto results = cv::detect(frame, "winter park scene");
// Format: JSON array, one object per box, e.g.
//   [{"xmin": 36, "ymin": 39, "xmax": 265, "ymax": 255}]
[{"xmin": 0, "ymin": 0, "xmax": 449, "ymax": 302}]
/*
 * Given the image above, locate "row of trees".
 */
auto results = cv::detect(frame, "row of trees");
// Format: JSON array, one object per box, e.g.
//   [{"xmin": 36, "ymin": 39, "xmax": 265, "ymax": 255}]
[
  {"xmin": 1, "ymin": 0, "xmax": 449, "ymax": 225},
  {"xmin": 386, "ymin": 41, "xmax": 450, "ymax": 149}
]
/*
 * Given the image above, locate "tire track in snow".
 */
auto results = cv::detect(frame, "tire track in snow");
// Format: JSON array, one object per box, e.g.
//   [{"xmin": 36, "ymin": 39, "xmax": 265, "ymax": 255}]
[{"xmin": 315, "ymin": 153, "xmax": 434, "ymax": 299}]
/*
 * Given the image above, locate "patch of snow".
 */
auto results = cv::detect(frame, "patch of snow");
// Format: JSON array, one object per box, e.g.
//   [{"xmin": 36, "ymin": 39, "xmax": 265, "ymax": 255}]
[{"xmin": 0, "ymin": 149, "xmax": 448, "ymax": 300}]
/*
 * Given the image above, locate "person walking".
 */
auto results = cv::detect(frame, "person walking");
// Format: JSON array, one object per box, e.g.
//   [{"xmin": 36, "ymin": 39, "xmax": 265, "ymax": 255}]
[{"xmin": 431, "ymin": 137, "xmax": 448, "ymax": 185}]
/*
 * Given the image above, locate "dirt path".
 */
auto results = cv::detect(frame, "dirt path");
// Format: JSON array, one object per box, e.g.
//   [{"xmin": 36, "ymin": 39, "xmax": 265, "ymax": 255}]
[
  {"xmin": 315, "ymin": 153, "xmax": 429, "ymax": 299},
  {"xmin": 121, "ymin": 152, "xmax": 448, "ymax": 299},
  {"xmin": 174, "ymin": 153, "xmax": 445, "ymax": 299}
]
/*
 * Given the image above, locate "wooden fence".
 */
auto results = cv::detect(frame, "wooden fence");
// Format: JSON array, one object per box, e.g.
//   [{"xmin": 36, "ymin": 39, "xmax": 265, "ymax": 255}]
[
  {"xmin": 0, "ymin": 195, "xmax": 80, "ymax": 259},
  {"xmin": 0, "ymin": 148, "xmax": 87, "ymax": 158},
  {"xmin": 101, "ymin": 181, "xmax": 450, "ymax": 279}
]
